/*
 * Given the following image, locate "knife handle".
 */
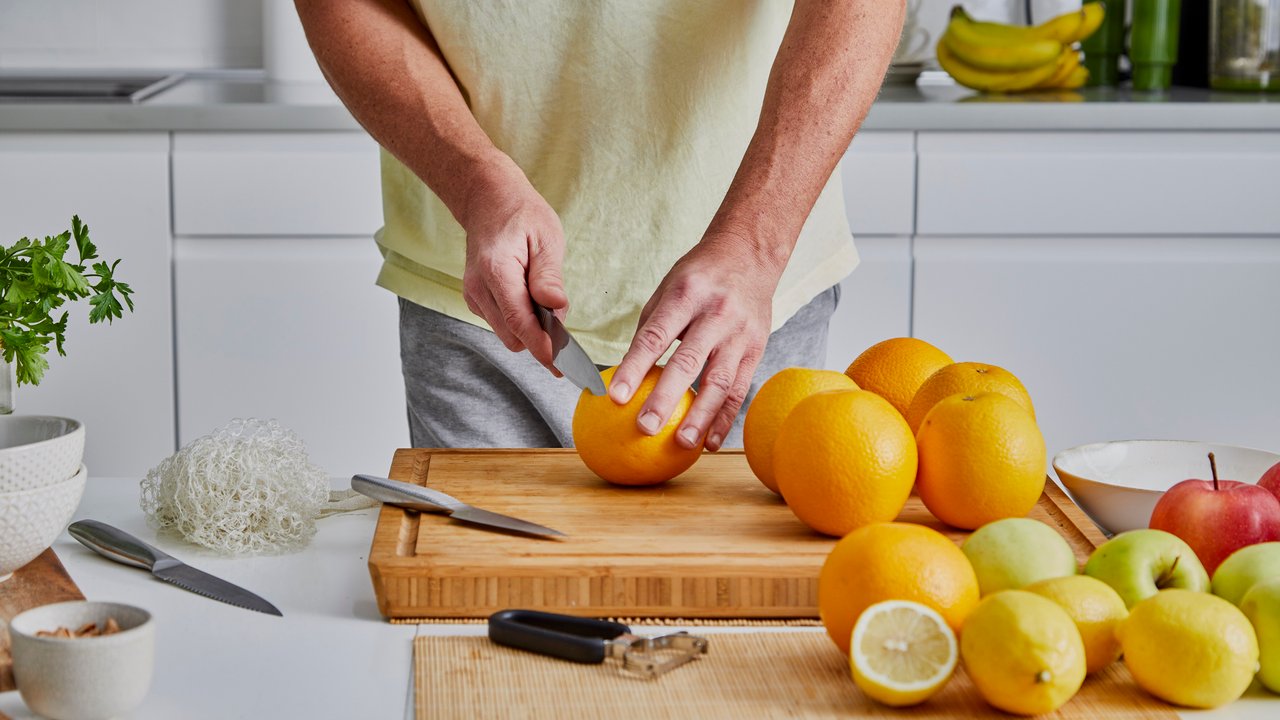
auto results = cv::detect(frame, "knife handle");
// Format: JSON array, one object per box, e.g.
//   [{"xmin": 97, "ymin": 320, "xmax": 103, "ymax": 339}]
[
  {"xmin": 68, "ymin": 520, "xmax": 173, "ymax": 571},
  {"xmin": 350, "ymin": 474, "xmax": 462, "ymax": 513}
]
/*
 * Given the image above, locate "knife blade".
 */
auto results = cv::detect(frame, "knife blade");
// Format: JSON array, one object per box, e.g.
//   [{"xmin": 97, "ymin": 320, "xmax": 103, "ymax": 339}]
[
  {"xmin": 68, "ymin": 520, "xmax": 283, "ymax": 616},
  {"xmin": 351, "ymin": 474, "xmax": 566, "ymax": 539},
  {"xmin": 533, "ymin": 304, "xmax": 607, "ymax": 396}
]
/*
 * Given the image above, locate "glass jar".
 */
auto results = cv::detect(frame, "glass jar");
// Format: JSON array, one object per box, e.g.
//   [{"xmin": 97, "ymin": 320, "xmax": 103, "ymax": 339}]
[{"xmin": 1212, "ymin": 0, "xmax": 1280, "ymax": 91}]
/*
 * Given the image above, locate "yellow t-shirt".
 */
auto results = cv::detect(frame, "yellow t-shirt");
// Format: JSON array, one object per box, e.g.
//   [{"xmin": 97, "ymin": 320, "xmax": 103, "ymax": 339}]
[{"xmin": 377, "ymin": 0, "xmax": 858, "ymax": 364}]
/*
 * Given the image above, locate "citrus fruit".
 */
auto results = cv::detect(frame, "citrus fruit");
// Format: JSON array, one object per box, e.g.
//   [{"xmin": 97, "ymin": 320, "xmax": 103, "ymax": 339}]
[
  {"xmin": 742, "ymin": 368, "xmax": 857, "ymax": 494},
  {"xmin": 572, "ymin": 366, "xmax": 701, "ymax": 486},
  {"xmin": 850, "ymin": 600, "xmax": 958, "ymax": 707},
  {"xmin": 961, "ymin": 518, "xmax": 1077, "ymax": 596},
  {"xmin": 1025, "ymin": 575, "xmax": 1127, "ymax": 675},
  {"xmin": 905, "ymin": 362, "xmax": 1035, "ymax": 434},
  {"xmin": 773, "ymin": 390, "xmax": 915, "ymax": 536},
  {"xmin": 844, "ymin": 337, "xmax": 953, "ymax": 418},
  {"xmin": 818, "ymin": 522, "xmax": 979, "ymax": 655},
  {"xmin": 961, "ymin": 590, "xmax": 1087, "ymax": 716},
  {"xmin": 1118, "ymin": 589, "xmax": 1259, "ymax": 708},
  {"xmin": 916, "ymin": 392, "xmax": 1046, "ymax": 530}
]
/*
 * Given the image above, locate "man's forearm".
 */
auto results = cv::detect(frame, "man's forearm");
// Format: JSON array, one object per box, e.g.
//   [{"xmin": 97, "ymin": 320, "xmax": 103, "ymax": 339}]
[
  {"xmin": 707, "ymin": 0, "xmax": 905, "ymax": 273},
  {"xmin": 295, "ymin": 0, "xmax": 517, "ymax": 227}
]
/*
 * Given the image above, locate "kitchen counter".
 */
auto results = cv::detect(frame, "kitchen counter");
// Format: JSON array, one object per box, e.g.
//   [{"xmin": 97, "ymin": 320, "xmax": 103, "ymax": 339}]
[
  {"xmin": 0, "ymin": 476, "xmax": 1276, "ymax": 719},
  {"xmin": 1, "ymin": 70, "xmax": 1279, "ymax": 132}
]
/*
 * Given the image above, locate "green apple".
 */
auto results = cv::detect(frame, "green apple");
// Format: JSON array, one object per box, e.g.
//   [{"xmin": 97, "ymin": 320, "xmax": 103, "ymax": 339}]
[
  {"xmin": 961, "ymin": 517, "xmax": 1078, "ymax": 596},
  {"xmin": 1241, "ymin": 578, "xmax": 1280, "ymax": 693},
  {"xmin": 1083, "ymin": 529, "xmax": 1210, "ymax": 609},
  {"xmin": 1213, "ymin": 542, "xmax": 1280, "ymax": 606}
]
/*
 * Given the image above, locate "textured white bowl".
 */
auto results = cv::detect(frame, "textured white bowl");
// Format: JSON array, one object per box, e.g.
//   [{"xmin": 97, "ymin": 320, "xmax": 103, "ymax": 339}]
[
  {"xmin": 0, "ymin": 415, "xmax": 84, "ymax": 493},
  {"xmin": 9, "ymin": 601, "xmax": 154, "ymax": 720},
  {"xmin": 1054, "ymin": 440, "xmax": 1280, "ymax": 534},
  {"xmin": 0, "ymin": 464, "xmax": 86, "ymax": 581}
]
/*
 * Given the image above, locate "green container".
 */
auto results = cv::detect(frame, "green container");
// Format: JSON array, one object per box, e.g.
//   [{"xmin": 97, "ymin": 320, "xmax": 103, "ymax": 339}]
[
  {"xmin": 1131, "ymin": 0, "xmax": 1183, "ymax": 90},
  {"xmin": 1081, "ymin": 0, "xmax": 1127, "ymax": 86}
]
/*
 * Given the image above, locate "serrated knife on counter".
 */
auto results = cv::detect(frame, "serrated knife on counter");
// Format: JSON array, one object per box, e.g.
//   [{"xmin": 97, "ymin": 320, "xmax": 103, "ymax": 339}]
[
  {"xmin": 68, "ymin": 520, "xmax": 283, "ymax": 616},
  {"xmin": 351, "ymin": 474, "xmax": 566, "ymax": 539}
]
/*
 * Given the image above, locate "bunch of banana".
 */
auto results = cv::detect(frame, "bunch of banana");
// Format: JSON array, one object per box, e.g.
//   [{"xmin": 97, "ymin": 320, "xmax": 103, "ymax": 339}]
[{"xmin": 936, "ymin": 4, "xmax": 1105, "ymax": 93}]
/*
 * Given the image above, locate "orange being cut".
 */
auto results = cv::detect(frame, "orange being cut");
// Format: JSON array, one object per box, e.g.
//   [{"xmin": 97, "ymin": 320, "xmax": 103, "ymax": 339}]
[
  {"xmin": 845, "ymin": 338, "xmax": 953, "ymax": 419},
  {"xmin": 572, "ymin": 366, "xmax": 702, "ymax": 486},
  {"xmin": 742, "ymin": 368, "xmax": 858, "ymax": 494}
]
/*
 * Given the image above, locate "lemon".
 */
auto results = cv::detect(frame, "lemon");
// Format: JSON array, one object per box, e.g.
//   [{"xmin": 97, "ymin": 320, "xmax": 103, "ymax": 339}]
[
  {"xmin": 1025, "ymin": 575, "xmax": 1127, "ymax": 675},
  {"xmin": 849, "ymin": 600, "xmax": 958, "ymax": 707},
  {"xmin": 960, "ymin": 590, "xmax": 1086, "ymax": 716},
  {"xmin": 1119, "ymin": 589, "xmax": 1259, "ymax": 708}
]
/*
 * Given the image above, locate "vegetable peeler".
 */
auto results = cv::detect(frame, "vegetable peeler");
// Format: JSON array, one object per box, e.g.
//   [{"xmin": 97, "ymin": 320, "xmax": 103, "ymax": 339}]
[{"xmin": 488, "ymin": 609, "xmax": 709, "ymax": 679}]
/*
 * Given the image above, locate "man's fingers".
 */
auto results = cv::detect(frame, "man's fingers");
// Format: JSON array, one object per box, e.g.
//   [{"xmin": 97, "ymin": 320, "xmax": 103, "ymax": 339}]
[
  {"xmin": 675, "ymin": 344, "xmax": 744, "ymax": 450},
  {"xmin": 490, "ymin": 272, "xmax": 556, "ymax": 369},
  {"xmin": 635, "ymin": 320, "xmax": 720, "ymax": 437},
  {"xmin": 704, "ymin": 350, "xmax": 761, "ymax": 452},
  {"xmin": 611, "ymin": 302, "xmax": 690, "ymax": 406},
  {"xmin": 527, "ymin": 234, "xmax": 568, "ymax": 310},
  {"xmin": 475, "ymin": 290, "xmax": 525, "ymax": 353}
]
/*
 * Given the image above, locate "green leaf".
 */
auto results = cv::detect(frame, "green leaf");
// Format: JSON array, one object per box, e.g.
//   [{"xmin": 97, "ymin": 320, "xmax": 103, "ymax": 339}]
[
  {"xmin": 71, "ymin": 215, "xmax": 97, "ymax": 261},
  {"xmin": 88, "ymin": 290, "xmax": 124, "ymax": 323}
]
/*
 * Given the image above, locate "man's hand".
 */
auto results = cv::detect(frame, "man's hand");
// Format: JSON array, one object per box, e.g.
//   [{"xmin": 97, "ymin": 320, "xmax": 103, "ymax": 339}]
[
  {"xmin": 459, "ymin": 167, "xmax": 569, "ymax": 373},
  {"xmin": 609, "ymin": 232, "xmax": 783, "ymax": 452}
]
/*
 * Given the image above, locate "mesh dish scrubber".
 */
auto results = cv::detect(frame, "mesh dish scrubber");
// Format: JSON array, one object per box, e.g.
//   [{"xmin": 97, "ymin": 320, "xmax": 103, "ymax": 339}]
[{"xmin": 140, "ymin": 418, "xmax": 329, "ymax": 555}]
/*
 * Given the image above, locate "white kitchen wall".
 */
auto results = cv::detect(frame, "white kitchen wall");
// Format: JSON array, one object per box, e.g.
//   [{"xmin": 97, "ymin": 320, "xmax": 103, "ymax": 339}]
[{"xmin": 0, "ymin": 0, "xmax": 262, "ymax": 70}]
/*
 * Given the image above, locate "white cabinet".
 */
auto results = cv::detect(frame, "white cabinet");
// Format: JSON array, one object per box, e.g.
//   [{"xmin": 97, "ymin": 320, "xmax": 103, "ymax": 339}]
[
  {"xmin": 841, "ymin": 131, "xmax": 916, "ymax": 236},
  {"xmin": 824, "ymin": 236, "xmax": 913, "ymax": 370},
  {"xmin": 174, "ymin": 237, "xmax": 407, "ymax": 478},
  {"xmin": 0, "ymin": 134, "xmax": 175, "ymax": 477},
  {"xmin": 913, "ymin": 236, "xmax": 1280, "ymax": 458}
]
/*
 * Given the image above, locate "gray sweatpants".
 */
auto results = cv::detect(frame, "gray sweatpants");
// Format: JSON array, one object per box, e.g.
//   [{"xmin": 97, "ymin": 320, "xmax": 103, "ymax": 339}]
[{"xmin": 399, "ymin": 285, "xmax": 839, "ymax": 449}]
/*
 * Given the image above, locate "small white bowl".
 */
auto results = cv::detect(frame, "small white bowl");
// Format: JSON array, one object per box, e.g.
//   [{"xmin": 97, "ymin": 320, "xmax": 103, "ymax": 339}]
[
  {"xmin": 0, "ymin": 464, "xmax": 86, "ymax": 581},
  {"xmin": 0, "ymin": 415, "xmax": 84, "ymax": 493},
  {"xmin": 9, "ymin": 601, "xmax": 155, "ymax": 720},
  {"xmin": 1054, "ymin": 440, "xmax": 1280, "ymax": 534}
]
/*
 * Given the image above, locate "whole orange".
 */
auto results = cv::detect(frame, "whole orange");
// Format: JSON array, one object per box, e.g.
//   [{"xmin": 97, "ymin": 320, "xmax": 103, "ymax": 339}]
[
  {"xmin": 743, "ymin": 368, "xmax": 858, "ymax": 494},
  {"xmin": 773, "ymin": 389, "xmax": 916, "ymax": 537},
  {"xmin": 844, "ymin": 338, "xmax": 953, "ymax": 418},
  {"xmin": 916, "ymin": 392, "xmax": 1046, "ymax": 530},
  {"xmin": 819, "ymin": 522, "xmax": 980, "ymax": 654},
  {"xmin": 572, "ymin": 366, "xmax": 702, "ymax": 486},
  {"xmin": 906, "ymin": 362, "xmax": 1035, "ymax": 434}
]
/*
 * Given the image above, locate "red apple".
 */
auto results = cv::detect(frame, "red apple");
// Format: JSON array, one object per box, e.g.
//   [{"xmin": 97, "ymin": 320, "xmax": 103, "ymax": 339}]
[
  {"xmin": 1259, "ymin": 460, "xmax": 1280, "ymax": 501},
  {"xmin": 1149, "ymin": 453, "xmax": 1280, "ymax": 574}
]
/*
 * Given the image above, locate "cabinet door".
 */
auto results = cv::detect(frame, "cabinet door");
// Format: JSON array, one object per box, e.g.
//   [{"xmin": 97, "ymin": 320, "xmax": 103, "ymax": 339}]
[
  {"xmin": 174, "ymin": 238, "xmax": 407, "ymax": 478},
  {"xmin": 914, "ymin": 236, "xmax": 1280, "ymax": 458},
  {"xmin": 0, "ymin": 134, "xmax": 174, "ymax": 477},
  {"xmin": 824, "ymin": 236, "xmax": 913, "ymax": 370}
]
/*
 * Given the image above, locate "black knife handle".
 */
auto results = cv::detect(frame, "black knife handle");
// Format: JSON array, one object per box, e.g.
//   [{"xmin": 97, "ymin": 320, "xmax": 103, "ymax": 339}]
[
  {"xmin": 489, "ymin": 609, "xmax": 630, "ymax": 664},
  {"xmin": 68, "ymin": 519, "xmax": 173, "ymax": 571}
]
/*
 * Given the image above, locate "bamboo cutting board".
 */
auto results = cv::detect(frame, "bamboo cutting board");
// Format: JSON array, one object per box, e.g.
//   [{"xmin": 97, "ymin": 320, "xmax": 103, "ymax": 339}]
[
  {"xmin": 0, "ymin": 548, "xmax": 85, "ymax": 691},
  {"xmin": 369, "ymin": 449, "xmax": 1107, "ymax": 620}
]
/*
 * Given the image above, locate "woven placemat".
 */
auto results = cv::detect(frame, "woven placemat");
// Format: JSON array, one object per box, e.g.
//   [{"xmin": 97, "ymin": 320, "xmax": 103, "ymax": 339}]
[{"xmin": 414, "ymin": 631, "xmax": 1176, "ymax": 720}]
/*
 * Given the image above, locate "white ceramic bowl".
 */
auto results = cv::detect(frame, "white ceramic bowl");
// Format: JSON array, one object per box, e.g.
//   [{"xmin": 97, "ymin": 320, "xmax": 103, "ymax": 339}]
[
  {"xmin": 0, "ymin": 415, "xmax": 84, "ymax": 493},
  {"xmin": 9, "ymin": 601, "xmax": 155, "ymax": 720},
  {"xmin": 0, "ymin": 463, "xmax": 86, "ymax": 581},
  {"xmin": 1054, "ymin": 440, "xmax": 1280, "ymax": 535}
]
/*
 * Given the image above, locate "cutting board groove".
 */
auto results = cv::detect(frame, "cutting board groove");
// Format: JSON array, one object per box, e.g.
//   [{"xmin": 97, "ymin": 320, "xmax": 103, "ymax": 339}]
[{"xmin": 369, "ymin": 449, "xmax": 1105, "ymax": 620}]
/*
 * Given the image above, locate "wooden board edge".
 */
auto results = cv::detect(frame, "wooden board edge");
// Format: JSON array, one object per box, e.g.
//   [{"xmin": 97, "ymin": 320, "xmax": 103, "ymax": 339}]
[
  {"xmin": 1, "ymin": 548, "xmax": 86, "ymax": 693},
  {"xmin": 1043, "ymin": 477, "xmax": 1109, "ymax": 550}
]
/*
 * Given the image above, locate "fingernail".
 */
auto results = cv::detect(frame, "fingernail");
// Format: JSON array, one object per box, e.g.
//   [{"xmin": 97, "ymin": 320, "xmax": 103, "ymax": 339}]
[
  {"xmin": 708, "ymin": 433, "xmax": 722, "ymax": 449},
  {"xmin": 611, "ymin": 383, "xmax": 631, "ymax": 403},
  {"xmin": 638, "ymin": 411, "xmax": 661, "ymax": 434},
  {"xmin": 680, "ymin": 427, "xmax": 700, "ymax": 446}
]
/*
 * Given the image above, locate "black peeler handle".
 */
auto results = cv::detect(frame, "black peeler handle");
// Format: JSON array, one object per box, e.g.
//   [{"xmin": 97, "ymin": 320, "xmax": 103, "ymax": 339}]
[{"xmin": 488, "ymin": 609, "xmax": 631, "ymax": 664}]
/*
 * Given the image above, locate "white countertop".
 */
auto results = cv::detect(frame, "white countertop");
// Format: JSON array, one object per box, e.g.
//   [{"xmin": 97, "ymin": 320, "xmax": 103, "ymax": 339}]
[
  {"xmin": 1, "ymin": 70, "xmax": 1279, "ymax": 132},
  {"xmin": 1, "ymin": 475, "xmax": 1276, "ymax": 719}
]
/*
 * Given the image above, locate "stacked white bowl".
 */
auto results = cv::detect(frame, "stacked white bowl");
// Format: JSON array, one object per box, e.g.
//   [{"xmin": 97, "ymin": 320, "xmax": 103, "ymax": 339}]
[{"xmin": 0, "ymin": 416, "xmax": 86, "ymax": 582}]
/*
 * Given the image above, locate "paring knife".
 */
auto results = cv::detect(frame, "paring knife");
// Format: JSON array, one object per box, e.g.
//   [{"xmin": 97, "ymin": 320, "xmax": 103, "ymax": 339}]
[
  {"xmin": 533, "ymin": 304, "xmax": 607, "ymax": 396},
  {"xmin": 351, "ymin": 474, "xmax": 566, "ymax": 539},
  {"xmin": 67, "ymin": 520, "xmax": 283, "ymax": 617}
]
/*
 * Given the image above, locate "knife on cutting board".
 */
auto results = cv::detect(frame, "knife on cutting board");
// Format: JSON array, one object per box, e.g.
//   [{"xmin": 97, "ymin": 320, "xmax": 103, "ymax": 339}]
[
  {"xmin": 351, "ymin": 474, "xmax": 566, "ymax": 539},
  {"xmin": 68, "ymin": 520, "xmax": 282, "ymax": 616}
]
